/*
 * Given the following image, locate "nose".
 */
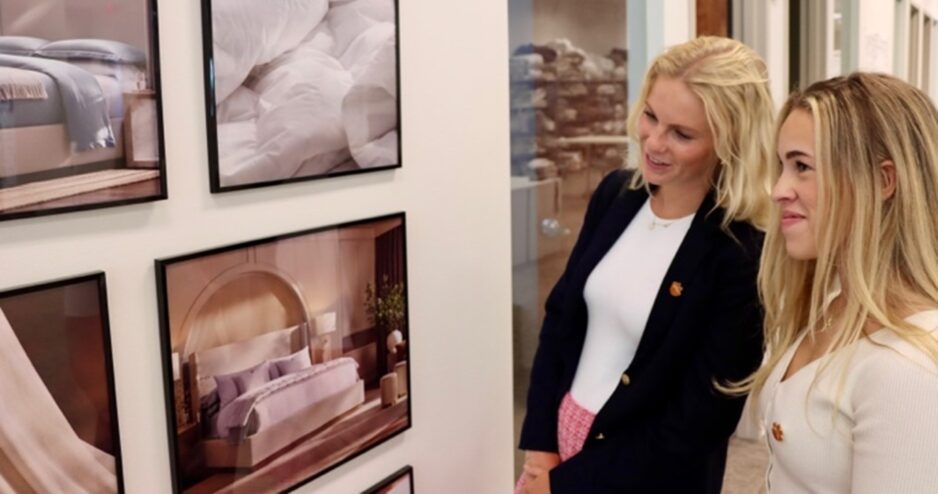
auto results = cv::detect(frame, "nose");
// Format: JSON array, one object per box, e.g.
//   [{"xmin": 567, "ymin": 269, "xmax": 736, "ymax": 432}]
[
  {"xmin": 771, "ymin": 170, "xmax": 795, "ymax": 203},
  {"xmin": 644, "ymin": 127, "xmax": 667, "ymax": 155}
]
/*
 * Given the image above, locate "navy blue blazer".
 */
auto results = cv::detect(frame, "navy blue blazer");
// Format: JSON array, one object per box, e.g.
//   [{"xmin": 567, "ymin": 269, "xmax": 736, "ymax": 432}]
[{"xmin": 519, "ymin": 170, "xmax": 764, "ymax": 493}]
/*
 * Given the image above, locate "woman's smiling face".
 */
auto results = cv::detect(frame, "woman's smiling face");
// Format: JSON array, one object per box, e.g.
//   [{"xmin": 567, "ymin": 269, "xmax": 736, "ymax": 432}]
[
  {"xmin": 637, "ymin": 76, "xmax": 719, "ymax": 193},
  {"xmin": 772, "ymin": 108, "xmax": 819, "ymax": 260}
]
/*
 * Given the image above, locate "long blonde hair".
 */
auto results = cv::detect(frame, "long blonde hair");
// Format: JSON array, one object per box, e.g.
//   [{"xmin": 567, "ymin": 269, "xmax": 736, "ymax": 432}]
[
  {"xmin": 626, "ymin": 36, "xmax": 774, "ymax": 229},
  {"xmin": 740, "ymin": 73, "xmax": 938, "ymax": 400}
]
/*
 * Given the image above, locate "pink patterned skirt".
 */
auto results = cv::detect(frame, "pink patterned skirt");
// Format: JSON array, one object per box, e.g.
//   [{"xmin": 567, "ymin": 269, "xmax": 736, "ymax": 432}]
[{"xmin": 514, "ymin": 392, "xmax": 597, "ymax": 493}]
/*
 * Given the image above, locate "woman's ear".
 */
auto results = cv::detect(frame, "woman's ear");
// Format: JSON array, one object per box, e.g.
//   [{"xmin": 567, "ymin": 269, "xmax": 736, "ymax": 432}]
[{"xmin": 880, "ymin": 160, "xmax": 897, "ymax": 200}]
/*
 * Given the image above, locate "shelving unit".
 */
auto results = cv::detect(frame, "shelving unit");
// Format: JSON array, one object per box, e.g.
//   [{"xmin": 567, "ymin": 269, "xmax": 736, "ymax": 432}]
[{"xmin": 510, "ymin": 77, "xmax": 629, "ymax": 192}]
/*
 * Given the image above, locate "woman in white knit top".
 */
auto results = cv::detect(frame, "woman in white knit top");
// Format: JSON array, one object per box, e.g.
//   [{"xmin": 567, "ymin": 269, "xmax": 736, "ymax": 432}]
[{"xmin": 744, "ymin": 73, "xmax": 938, "ymax": 493}]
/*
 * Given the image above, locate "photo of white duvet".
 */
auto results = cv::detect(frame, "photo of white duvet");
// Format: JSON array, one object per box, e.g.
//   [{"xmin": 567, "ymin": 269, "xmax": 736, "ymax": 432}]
[{"xmin": 204, "ymin": 0, "xmax": 399, "ymax": 191}]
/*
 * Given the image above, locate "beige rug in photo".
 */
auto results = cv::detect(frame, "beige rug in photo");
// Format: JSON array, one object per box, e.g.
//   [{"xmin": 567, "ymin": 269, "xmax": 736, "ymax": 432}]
[{"xmin": 0, "ymin": 169, "xmax": 159, "ymax": 212}]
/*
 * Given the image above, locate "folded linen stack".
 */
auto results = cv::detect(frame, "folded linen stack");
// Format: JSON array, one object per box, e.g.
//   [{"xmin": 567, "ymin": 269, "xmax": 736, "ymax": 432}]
[{"xmin": 509, "ymin": 38, "xmax": 629, "ymax": 176}]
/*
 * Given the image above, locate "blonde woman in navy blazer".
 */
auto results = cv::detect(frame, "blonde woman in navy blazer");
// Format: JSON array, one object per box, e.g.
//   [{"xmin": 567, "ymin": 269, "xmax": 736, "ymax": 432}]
[{"xmin": 516, "ymin": 37, "xmax": 774, "ymax": 494}]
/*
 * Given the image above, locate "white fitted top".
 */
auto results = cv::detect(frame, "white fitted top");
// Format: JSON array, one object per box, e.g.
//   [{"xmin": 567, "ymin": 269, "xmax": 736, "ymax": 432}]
[
  {"xmin": 569, "ymin": 199, "xmax": 693, "ymax": 413},
  {"xmin": 759, "ymin": 310, "xmax": 938, "ymax": 493}
]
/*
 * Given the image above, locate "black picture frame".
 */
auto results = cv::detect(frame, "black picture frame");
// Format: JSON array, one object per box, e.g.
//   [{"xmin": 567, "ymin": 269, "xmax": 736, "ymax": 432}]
[
  {"xmin": 0, "ymin": 272, "xmax": 124, "ymax": 492},
  {"xmin": 0, "ymin": 0, "xmax": 167, "ymax": 222},
  {"xmin": 155, "ymin": 212, "xmax": 411, "ymax": 493},
  {"xmin": 362, "ymin": 465, "xmax": 414, "ymax": 494},
  {"xmin": 200, "ymin": 0, "xmax": 402, "ymax": 193}
]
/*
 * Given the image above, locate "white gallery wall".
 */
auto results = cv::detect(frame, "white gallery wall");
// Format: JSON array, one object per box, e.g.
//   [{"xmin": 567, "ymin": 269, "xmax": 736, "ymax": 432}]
[
  {"xmin": 0, "ymin": 0, "xmax": 515, "ymax": 492},
  {"xmin": 853, "ymin": 0, "xmax": 938, "ymax": 74},
  {"xmin": 818, "ymin": 0, "xmax": 938, "ymax": 98},
  {"xmin": 732, "ymin": 0, "xmax": 938, "ymax": 106},
  {"xmin": 858, "ymin": 0, "xmax": 898, "ymax": 72}
]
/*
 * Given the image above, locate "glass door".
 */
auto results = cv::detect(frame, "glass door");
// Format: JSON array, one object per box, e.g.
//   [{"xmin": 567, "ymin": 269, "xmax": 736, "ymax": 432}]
[{"xmin": 508, "ymin": 0, "xmax": 629, "ymax": 477}]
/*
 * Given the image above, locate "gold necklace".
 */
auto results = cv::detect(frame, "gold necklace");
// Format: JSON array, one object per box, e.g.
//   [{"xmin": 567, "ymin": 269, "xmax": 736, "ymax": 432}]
[{"xmin": 648, "ymin": 217, "xmax": 676, "ymax": 230}]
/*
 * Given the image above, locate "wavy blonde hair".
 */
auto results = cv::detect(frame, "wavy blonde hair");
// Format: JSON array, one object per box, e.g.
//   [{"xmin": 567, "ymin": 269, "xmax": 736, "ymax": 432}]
[
  {"xmin": 737, "ymin": 73, "xmax": 938, "ymax": 400},
  {"xmin": 626, "ymin": 36, "xmax": 774, "ymax": 229}
]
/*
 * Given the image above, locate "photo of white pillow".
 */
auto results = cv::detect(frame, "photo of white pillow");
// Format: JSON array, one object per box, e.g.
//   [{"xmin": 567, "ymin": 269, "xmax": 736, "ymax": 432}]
[
  {"xmin": 268, "ymin": 348, "xmax": 312, "ymax": 379},
  {"xmin": 34, "ymin": 38, "xmax": 147, "ymax": 66},
  {"xmin": 0, "ymin": 36, "xmax": 48, "ymax": 56}
]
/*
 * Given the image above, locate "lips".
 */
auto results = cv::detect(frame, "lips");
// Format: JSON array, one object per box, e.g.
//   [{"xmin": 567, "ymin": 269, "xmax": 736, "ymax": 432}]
[
  {"xmin": 780, "ymin": 210, "xmax": 806, "ymax": 229},
  {"xmin": 645, "ymin": 153, "xmax": 671, "ymax": 173}
]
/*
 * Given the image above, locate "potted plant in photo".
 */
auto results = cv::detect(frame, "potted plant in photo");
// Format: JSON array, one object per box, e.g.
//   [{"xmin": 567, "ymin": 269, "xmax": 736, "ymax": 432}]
[{"xmin": 364, "ymin": 275, "xmax": 406, "ymax": 354}]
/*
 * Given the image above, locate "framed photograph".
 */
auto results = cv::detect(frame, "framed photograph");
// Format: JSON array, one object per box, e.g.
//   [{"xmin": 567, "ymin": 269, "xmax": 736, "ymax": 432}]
[
  {"xmin": 0, "ymin": 272, "xmax": 123, "ymax": 492},
  {"xmin": 362, "ymin": 465, "xmax": 414, "ymax": 494},
  {"xmin": 156, "ymin": 213, "xmax": 410, "ymax": 493},
  {"xmin": 201, "ymin": 0, "xmax": 401, "ymax": 193},
  {"xmin": 0, "ymin": 0, "xmax": 166, "ymax": 222}
]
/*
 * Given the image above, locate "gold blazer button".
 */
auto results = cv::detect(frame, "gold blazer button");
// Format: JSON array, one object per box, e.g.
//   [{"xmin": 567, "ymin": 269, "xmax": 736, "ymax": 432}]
[
  {"xmin": 595, "ymin": 433, "xmax": 605, "ymax": 440},
  {"xmin": 669, "ymin": 281, "xmax": 683, "ymax": 297},
  {"xmin": 620, "ymin": 373, "xmax": 631, "ymax": 386}
]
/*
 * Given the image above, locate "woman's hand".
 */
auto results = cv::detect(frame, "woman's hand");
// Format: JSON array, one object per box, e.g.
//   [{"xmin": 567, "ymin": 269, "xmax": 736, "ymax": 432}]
[
  {"xmin": 522, "ymin": 468, "xmax": 552, "ymax": 494},
  {"xmin": 519, "ymin": 451, "xmax": 559, "ymax": 494}
]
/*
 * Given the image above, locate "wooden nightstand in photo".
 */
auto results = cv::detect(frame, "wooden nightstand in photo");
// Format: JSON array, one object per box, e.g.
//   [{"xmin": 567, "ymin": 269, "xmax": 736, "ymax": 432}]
[
  {"xmin": 176, "ymin": 421, "xmax": 204, "ymax": 482},
  {"xmin": 122, "ymin": 89, "xmax": 159, "ymax": 168}
]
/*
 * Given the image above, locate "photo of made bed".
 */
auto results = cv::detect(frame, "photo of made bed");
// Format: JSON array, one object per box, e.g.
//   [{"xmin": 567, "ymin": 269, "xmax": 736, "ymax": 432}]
[
  {"xmin": 155, "ymin": 213, "xmax": 410, "ymax": 493},
  {"xmin": 0, "ymin": 0, "xmax": 166, "ymax": 221}
]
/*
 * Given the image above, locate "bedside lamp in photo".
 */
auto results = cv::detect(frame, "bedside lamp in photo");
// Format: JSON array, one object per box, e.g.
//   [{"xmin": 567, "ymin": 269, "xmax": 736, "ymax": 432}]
[
  {"xmin": 172, "ymin": 351, "xmax": 181, "ymax": 381},
  {"xmin": 171, "ymin": 352, "xmax": 189, "ymax": 427},
  {"xmin": 313, "ymin": 312, "xmax": 337, "ymax": 363}
]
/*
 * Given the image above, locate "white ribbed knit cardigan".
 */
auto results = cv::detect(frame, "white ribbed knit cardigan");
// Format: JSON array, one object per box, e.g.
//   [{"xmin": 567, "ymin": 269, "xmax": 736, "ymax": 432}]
[{"xmin": 759, "ymin": 310, "xmax": 938, "ymax": 493}]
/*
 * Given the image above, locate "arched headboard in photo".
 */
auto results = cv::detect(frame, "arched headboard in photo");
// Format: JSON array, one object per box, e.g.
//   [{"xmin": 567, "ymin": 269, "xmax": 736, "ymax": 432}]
[{"xmin": 177, "ymin": 264, "xmax": 312, "ymax": 358}]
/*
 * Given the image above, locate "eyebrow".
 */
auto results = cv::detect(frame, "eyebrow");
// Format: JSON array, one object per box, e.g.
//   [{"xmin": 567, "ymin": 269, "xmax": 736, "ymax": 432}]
[
  {"xmin": 644, "ymin": 103, "xmax": 701, "ymax": 135},
  {"xmin": 783, "ymin": 150, "xmax": 813, "ymax": 160}
]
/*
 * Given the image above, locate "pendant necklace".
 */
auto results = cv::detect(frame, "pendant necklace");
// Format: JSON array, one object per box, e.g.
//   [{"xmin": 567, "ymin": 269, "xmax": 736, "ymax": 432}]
[{"xmin": 648, "ymin": 216, "xmax": 676, "ymax": 230}]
